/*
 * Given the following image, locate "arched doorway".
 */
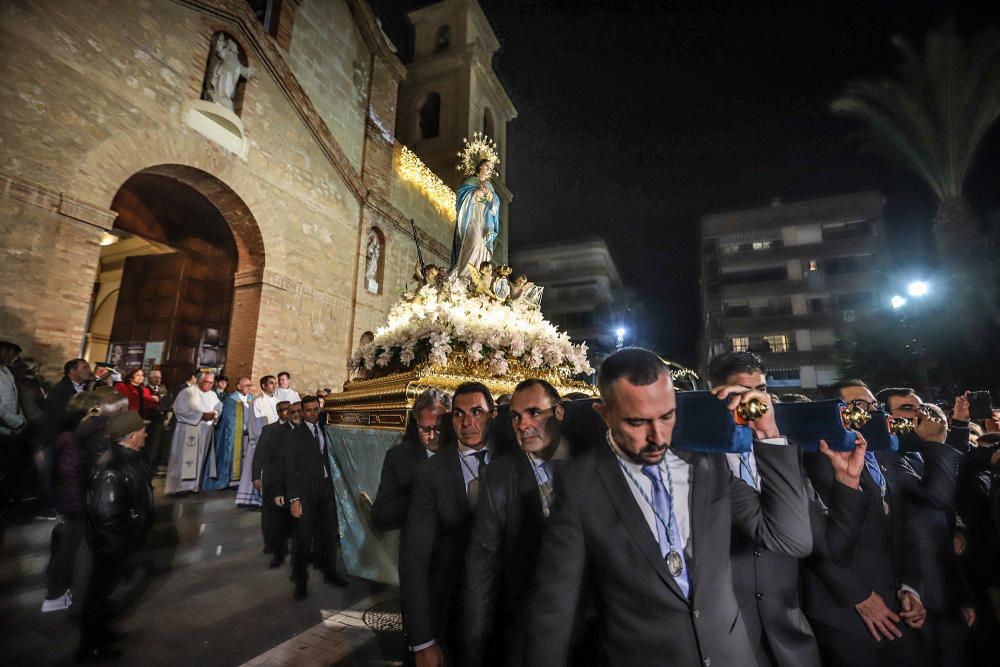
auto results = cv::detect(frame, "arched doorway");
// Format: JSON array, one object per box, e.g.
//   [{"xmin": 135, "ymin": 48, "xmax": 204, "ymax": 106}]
[{"xmin": 85, "ymin": 165, "xmax": 264, "ymax": 391}]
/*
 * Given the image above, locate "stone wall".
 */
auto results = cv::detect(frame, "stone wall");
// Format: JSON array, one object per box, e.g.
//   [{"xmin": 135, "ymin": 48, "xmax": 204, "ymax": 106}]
[
  {"xmin": 0, "ymin": 0, "xmax": 418, "ymax": 393},
  {"xmin": 281, "ymin": 0, "xmax": 369, "ymax": 173}
]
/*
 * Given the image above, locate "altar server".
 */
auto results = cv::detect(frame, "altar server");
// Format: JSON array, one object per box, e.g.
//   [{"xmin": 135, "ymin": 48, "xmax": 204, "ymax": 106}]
[
  {"xmin": 164, "ymin": 372, "xmax": 221, "ymax": 495},
  {"xmin": 234, "ymin": 376, "xmax": 277, "ymax": 506},
  {"xmin": 275, "ymin": 371, "xmax": 300, "ymax": 404}
]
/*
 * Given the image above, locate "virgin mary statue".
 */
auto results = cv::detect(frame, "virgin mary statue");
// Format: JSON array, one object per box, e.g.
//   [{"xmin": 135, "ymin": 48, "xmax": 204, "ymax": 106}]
[{"xmin": 450, "ymin": 133, "xmax": 501, "ymax": 278}]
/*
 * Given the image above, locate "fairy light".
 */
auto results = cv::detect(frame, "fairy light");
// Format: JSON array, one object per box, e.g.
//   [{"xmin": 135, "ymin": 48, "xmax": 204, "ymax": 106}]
[{"xmin": 396, "ymin": 146, "xmax": 455, "ymax": 218}]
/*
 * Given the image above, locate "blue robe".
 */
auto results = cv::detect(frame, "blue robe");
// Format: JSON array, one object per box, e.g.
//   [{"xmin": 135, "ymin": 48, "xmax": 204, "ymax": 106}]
[
  {"xmin": 203, "ymin": 392, "xmax": 251, "ymax": 490},
  {"xmin": 450, "ymin": 177, "xmax": 500, "ymax": 272}
]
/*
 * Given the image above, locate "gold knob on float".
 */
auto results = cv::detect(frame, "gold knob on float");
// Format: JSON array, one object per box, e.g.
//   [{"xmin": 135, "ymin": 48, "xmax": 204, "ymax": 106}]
[
  {"xmin": 840, "ymin": 404, "xmax": 872, "ymax": 429},
  {"xmin": 735, "ymin": 398, "xmax": 769, "ymax": 422},
  {"xmin": 888, "ymin": 417, "xmax": 915, "ymax": 434}
]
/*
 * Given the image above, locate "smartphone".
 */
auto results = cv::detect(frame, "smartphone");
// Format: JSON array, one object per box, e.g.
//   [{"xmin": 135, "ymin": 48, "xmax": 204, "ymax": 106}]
[{"xmin": 968, "ymin": 391, "xmax": 993, "ymax": 421}]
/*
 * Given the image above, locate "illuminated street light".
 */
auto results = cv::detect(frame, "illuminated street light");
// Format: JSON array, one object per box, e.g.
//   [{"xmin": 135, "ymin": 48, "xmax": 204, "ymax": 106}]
[
  {"xmin": 906, "ymin": 280, "xmax": 929, "ymax": 297},
  {"xmin": 890, "ymin": 295, "xmax": 907, "ymax": 309},
  {"xmin": 615, "ymin": 327, "xmax": 626, "ymax": 350}
]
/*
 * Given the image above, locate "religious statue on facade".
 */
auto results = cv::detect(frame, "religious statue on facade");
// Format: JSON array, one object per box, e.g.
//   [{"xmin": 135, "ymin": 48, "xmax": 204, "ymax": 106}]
[
  {"xmin": 450, "ymin": 132, "xmax": 500, "ymax": 279},
  {"xmin": 203, "ymin": 33, "xmax": 255, "ymax": 112},
  {"xmin": 365, "ymin": 231, "xmax": 380, "ymax": 293}
]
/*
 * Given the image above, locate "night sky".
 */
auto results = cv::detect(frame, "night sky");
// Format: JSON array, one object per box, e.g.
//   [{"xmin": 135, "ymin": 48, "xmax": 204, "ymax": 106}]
[{"xmin": 374, "ymin": 1, "xmax": 1000, "ymax": 366}]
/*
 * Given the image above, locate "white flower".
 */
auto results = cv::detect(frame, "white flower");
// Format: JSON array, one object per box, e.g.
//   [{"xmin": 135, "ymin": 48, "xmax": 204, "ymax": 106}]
[{"xmin": 467, "ymin": 341, "xmax": 484, "ymax": 362}]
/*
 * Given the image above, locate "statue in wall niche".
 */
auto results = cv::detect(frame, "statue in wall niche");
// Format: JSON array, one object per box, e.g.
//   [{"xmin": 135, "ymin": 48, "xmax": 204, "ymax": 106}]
[
  {"xmin": 203, "ymin": 33, "xmax": 255, "ymax": 112},
  {"xmin": 365, "ymin": 231, "xmax": 381, "ymax": 293}
]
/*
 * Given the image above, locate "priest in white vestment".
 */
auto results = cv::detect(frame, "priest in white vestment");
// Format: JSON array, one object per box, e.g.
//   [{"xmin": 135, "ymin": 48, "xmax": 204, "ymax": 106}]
[
  {"xmin": 235, "ymin": 376, "xmax": 278, "ymax": 506},
  {"xmin": 165, "ymin": 372, "xmax": 222, "ymax": 495}
]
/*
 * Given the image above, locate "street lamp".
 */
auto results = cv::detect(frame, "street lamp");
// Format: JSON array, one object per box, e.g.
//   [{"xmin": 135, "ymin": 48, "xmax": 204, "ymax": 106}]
[
  {"xmin": 615, "ymin": 327, "xmax": 626, "ymax": 350},
  {"xmin": 890, "ymin": 295, "xmax": 907, "ymax": 309},
  {"xmin": 906, "ymin": 280, "xmax": 929, "ymax": 298}
]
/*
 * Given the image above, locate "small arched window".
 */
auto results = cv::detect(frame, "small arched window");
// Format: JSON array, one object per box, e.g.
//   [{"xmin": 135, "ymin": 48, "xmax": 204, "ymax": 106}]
[
  {"xmin": 434, "ymin": 25, "xmax": 451, "ymax": 54},
  {"xmin": 419, "ymin": 92, "xmax": 441, "ymax": 140}
]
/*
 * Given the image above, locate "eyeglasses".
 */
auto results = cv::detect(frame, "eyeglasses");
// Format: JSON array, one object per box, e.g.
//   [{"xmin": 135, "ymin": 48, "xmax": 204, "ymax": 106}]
[{"xmin": 417, "ymin": 425, "xmax": 442, "ymax": 435}]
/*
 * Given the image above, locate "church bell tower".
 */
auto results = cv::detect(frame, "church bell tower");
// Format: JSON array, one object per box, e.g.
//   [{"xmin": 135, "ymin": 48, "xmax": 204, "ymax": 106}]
[{"xmin": 395, "ymin": 0, "xmax": 517, "ymax": 264}]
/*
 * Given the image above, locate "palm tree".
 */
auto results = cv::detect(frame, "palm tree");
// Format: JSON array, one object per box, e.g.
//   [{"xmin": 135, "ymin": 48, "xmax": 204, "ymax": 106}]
[{"xmin": 831, "ymin": 22, "xmax": 1000, "ymax": 255}]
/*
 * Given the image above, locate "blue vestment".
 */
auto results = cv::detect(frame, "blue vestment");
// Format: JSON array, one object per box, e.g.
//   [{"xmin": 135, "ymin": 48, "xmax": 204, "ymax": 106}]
[{"xmin": 203, "ymin": 392, "xmax": 251, "ymax": 490}]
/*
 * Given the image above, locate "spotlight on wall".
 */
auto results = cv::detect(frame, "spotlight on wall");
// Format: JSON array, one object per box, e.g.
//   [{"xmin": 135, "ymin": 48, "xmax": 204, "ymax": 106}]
[{"xmin": 99, "ymin": 232, "xmax": 120, "ymax": 247}]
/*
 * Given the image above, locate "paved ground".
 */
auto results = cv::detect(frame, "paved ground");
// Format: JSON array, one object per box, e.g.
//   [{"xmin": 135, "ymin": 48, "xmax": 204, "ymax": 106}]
[{"xmin": 0, "ymin": 524, "xmax": 405, "ymax": 666}]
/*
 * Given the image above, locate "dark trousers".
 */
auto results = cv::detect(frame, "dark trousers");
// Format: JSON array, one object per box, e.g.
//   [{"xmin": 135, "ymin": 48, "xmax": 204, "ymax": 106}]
[
  {"xmin": 144, "ymin": 419, "xmax": 166, "ymax": 469},
  {"xmin": 80, "ymin": 548, "xmax": 128, "ymax": 650},
  {"xmin": 814, "ymin": 621, "xmax": 926, "ymax": 667},
  {"xmin": 262, "ymin": 493, "xmax": 291, "ymax": 559},
  {"xmin": 35, "ymin": 444, "xmax": 55, "ymax": 512},
  {"xmin": 922, "ymin": 609, "xmax": 970, "ymax": 667},
  {"xmin": 291, "ymin": 483, "xmax": 340, "ymax": 584},
  {"xmin": 45, "ymin": 513, "xmax": 85, "ymax": 598}
]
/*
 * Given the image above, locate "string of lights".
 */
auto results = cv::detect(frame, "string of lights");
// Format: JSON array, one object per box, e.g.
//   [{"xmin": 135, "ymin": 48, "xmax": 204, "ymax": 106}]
[{"xmin": 396, "ymin": 146, "xmax": 456, "ymax": 219}]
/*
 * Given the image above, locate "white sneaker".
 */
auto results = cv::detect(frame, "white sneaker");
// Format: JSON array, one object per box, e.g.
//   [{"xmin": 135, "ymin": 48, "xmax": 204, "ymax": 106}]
[{"xmin": 40, "ymin": 589, "xmax": 72, "ymax": 613}]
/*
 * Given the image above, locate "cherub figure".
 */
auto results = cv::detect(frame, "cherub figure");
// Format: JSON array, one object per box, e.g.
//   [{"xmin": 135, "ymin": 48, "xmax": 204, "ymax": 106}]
[
  {"xmin": 510, "ymin": 274, "xmax": 544, "ymax": 308},
  {"xmin": 468, "ymin": 261, "xmax": 498, "ymax": 298}
]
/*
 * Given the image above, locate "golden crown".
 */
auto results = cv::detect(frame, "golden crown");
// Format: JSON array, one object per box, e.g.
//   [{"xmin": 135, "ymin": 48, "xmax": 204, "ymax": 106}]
[{"xmin": 456, "ymin": 131, "xmax": 500, "ymax": 176}]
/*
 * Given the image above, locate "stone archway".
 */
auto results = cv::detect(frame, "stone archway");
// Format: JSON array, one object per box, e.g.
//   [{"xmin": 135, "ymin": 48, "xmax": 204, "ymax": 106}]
[{"xmin": 94, "ymin": 164, "xmax": 264, "ymax": 387}]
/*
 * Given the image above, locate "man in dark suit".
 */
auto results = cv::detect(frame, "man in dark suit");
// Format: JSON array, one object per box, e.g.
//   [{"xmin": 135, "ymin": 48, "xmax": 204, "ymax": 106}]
[
  {"xmin": 401, "ymin": 381, "xmax": 505, "ymax": 667},
  {"xmin": 465, "ymin": 378, "xmax": 606, "ymax": 667},
  {"xmin": 803, "ymin": 381, "xmax": 963, "ymax": 667},
  {"xmin": 525, "ymin": 348, "xmax": 814, "ymax": 666},
  {"xmin": 371, "ymin": 388, "xmax": 452, "ymax": 531},
  {"xmin": 285, "ymin": 396, "xmax": 347, "ymax": 599},
  {"xmin": 252, "ymin": 400, "xmax": 291, "ymax": 566},
  {"xmin": 879, "ymin": 387, "xmax": 973, "ymax": 666},
  {"xmin": 710, "ymin": 355, "xmax": 869, "ymax": 667}
]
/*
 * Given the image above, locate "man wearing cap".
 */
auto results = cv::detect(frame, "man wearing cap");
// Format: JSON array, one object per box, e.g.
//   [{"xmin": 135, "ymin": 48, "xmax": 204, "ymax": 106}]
[{"xmin": 78, "ymin": 411, "xmax": 154, "ymax": 661}]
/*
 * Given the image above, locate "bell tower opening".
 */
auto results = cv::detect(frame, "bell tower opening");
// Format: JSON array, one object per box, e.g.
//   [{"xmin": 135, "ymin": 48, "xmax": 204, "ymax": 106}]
[{"xmin": 85, "ymin": 166, "xmax": 261, "ymax": 391}]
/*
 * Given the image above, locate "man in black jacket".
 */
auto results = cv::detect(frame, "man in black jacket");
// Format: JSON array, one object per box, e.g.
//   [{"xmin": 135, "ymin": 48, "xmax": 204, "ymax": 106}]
[
  {"xmin": 371, "ymin": 388, "xmax": 451, "ymax": 532},
  {"xmin": 78, "ymin": 410, "xmax": 153, "ymax": 661},
  {"xmin": 712, "ymin": 356, "xmax": 869, "ymax": 667},
  {"xmin": 464, "ymin": 378, "xmax": 572, "ymax": 667},
  {"xmin": 525, "ymin": 348, "xmax": 813, "ymax": 667},
  {"xmin": 252, "ymin": 400, "xmax": 291, "ymax": 567},
  {"xmin": 401, "ymin": 381, "xmax": 506, "ymax": 667},
  {"xmin": 803, "ymin": 381, "xmax": 962, "ymax": 667},
  {"xmin": 285, "ymin": 396, "xmax": 347, "ymax": 599}
]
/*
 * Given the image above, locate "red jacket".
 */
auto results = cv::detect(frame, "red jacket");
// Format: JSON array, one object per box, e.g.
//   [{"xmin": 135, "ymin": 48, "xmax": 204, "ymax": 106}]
[{"xmin": 115, "ymin": 382, "xmax": 155, "ymax": 418}]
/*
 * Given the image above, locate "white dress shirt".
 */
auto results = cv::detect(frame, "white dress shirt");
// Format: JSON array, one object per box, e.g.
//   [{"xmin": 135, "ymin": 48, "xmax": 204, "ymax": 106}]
[{"xmin": 609, "ymin": 432, "xmax": 692, "ymax": 550}]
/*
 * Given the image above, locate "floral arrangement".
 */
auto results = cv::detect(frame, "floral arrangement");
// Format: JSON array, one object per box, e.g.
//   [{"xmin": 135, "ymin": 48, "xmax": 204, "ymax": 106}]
[{"xmin": 350, "ymin": 277, "xmax": 593, "ymax": 378}]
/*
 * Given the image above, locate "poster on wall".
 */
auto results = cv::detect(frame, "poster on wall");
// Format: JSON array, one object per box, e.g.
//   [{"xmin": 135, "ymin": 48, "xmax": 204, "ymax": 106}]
[{"xmin": 108, "ymin": 341, "xmax": 166, "ymax": 372}]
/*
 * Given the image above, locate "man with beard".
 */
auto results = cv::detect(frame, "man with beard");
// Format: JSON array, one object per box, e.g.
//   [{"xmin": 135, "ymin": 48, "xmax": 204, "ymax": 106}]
[
  {"xmin": 401, "ymin": 382, "xmax": 506, "ymax": 667},
  {"xmin": 524, "ymin": 348, "xmax": 813, "ymax": 667}
]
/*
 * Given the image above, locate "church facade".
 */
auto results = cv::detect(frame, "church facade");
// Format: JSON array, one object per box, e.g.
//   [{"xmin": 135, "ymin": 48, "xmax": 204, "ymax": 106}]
[{"xmin": 0, "ymin": 0, "xmax": 515, "ymax": 392}]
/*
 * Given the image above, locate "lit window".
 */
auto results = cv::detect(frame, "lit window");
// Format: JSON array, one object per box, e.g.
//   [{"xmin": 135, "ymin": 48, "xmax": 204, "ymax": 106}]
[
  {"xmin": 730, "ymin": 336, "xmax": 750, "ymax": 352},
  {"xmin": 762, "ymin": 334, "xmax": 789, "ymax": 353}
]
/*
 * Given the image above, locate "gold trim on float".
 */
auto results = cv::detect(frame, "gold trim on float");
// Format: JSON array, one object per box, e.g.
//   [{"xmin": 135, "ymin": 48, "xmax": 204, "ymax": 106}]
[{"xmin": 325, "ymin": 355, "xmax": 597, "ymax": 432}]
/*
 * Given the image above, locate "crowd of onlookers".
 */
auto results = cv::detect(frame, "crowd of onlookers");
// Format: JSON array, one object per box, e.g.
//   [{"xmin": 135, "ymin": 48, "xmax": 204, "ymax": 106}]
[{"xmin": 3, "ymin": 338, "xmax": 1000, "ymax": 666}]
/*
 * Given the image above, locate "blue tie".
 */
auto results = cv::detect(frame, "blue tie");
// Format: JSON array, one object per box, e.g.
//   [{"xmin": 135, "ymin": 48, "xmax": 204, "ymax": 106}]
[
  {"xmin": 738, "ymin": 452, "xmax": 758, "ymax": 490},
  {"xmin": 864, "ymin": 452, "xmax": 886, "ymax": 497},
  {"xmin": 641, "ymin": 465, "xmax": 691, "ymax": 598}
]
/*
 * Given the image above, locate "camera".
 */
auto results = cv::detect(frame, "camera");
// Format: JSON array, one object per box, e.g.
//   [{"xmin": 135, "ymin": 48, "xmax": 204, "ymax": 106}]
[{"xmin": 968, "ymin": 391, "xmax": 994, "ymax": 421}]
